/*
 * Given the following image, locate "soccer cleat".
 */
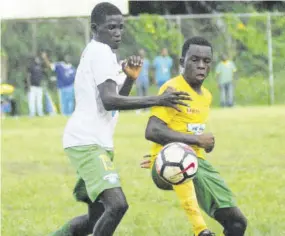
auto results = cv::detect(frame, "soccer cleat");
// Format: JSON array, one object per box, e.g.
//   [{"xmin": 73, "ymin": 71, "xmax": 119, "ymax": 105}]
[{"xmin": 197, "ymin": 229, "xmax": 215, "ymax": 236}]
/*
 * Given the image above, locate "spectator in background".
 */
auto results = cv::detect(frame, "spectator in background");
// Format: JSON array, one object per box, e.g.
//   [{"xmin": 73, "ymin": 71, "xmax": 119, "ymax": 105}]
[
  {"xmin": 0, "ymin": 83, "xmax": 18, "ymax": 118},
  {"xmin": 42, "ymin": 52, "xmax": 76, "ymax": 116},
  {"xmin": 136, "ymin": 49, "xmax": 150, "ymax": 114},
  {"xmin": 153, "ymin": 48, "xmax": 173, "ymax": 88},
  {"xmin": 27, "ymin": 56, "xmax": 45, "ymax": 117},
  {"xmin": 215, "ymin": 54, "xmax": 237, "ymax": 107},
  {"xmin": 136, "ymin": 49, "xmax": 150, "ymax": 96}
]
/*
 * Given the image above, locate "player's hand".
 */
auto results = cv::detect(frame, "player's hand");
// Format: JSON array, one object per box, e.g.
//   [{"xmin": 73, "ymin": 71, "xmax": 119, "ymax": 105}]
[
  {"xmin": 197, "ymin": 133, "xmax": 215, "ymax": 152},
  {"xmin": 156, "ymin": 87, "xmax": 192, "ymax": 112},
  {"xmin": 122, "ymin": 56, "xmax": 143, "ymax": 80},
  {"xmin": 140, "ymin": 154, "xmax": 151, "ymax": 169}
]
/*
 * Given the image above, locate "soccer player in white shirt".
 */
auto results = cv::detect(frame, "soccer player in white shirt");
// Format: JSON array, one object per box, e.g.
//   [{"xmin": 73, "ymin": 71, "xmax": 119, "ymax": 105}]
[{"xmin": 50, "ymin": 2, "xmax": 190, "ymax": 236}]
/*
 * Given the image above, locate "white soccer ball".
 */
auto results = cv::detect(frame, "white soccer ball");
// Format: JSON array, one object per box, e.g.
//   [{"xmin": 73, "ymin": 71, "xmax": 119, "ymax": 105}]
[{"xmin": 155, "ymin": 142, "xmax": 198, "ymax": 185}]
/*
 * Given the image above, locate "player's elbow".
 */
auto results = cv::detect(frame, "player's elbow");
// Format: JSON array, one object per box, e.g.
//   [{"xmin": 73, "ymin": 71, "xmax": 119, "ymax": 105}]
[
  {"xmin": 145, "ymin": 127, "xmax": 152, "ymax": 141},
  {"xmin": 101, "ymin": 94, "xmax": 117, "ymax": 111},
  {"xmin": 101, "ymin": 100, "xmax": 114, "ymax": 111},
  {"xmin": 145, "ymin": 126, "xmax": 157, "ymax": 142},
  {"xmin": 145, "ymin": 120, "xmax": 161, "ymax": 143}
]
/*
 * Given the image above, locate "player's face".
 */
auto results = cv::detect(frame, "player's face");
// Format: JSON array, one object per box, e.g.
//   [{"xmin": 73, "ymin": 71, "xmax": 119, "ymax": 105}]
[
  {"xmin": 97, "ymin": 15, "xmax": 124, "ymax": 50},
  {"xmin": 183, "ymin": 45, "xmax": 212, "ymax": 84}
]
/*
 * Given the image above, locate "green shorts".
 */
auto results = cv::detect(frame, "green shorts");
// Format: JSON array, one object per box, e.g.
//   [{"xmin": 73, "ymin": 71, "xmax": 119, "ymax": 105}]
[
  {"xmin": 151, "ymin": 158, "xmax": 236, "ymax": 217},
  {"xmin": 65, "ymin": 145, "xmax": 121, "ymax": 203}
]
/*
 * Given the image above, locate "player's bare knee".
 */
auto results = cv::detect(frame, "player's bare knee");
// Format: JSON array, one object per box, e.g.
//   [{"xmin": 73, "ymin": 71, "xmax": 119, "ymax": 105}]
[
  {"xmin": 114, "ymin": 200, "xmax": 129, "ymax": 216},
  {"xmin": 228, "ymin": 214, "xmax": 247, "ymax": 236},
  {"xmin": 233, "ymin": 221, "xmax": 246, "ymax": 233},
  {"xmin": 234, "ymin": 210, "xmax": 247, "ymax": 228},
  {"xmin": 237, "ymin": 214, "xmax": 247, "ymax": 231},
  {"xmin": 106, "ymin": 199, "xmax": 129, "ymax": 217}
]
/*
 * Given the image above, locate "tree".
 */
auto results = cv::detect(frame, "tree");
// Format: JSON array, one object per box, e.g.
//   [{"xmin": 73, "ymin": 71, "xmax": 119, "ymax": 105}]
[{"xmin": 120, "ymin": 14, "xmax": 184, "ymax": 73}]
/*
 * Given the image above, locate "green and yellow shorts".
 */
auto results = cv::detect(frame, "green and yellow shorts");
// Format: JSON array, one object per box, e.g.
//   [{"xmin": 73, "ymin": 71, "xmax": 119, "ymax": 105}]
[
  {"xmin": 152, "ymin": 158, "xmax": 236, "ymax": 217},
  {"xmin": 65, "ymin": 144, "xmax": 121, "ymax": 203}
]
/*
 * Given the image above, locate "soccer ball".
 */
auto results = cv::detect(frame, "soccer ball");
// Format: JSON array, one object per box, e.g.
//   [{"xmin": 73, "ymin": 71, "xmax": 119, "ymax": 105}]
[{"xmin": 155, "ymin": 142, "xmax": 198, "ymax": 185}]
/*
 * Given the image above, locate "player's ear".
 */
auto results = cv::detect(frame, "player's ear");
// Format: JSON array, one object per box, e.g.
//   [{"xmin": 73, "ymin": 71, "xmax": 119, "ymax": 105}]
[{"xmin": 179, "ymin": 57, "xmax": 184, "ymax": 67}]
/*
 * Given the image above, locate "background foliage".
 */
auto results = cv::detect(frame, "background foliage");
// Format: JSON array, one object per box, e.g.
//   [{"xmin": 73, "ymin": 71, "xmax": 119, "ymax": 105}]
[{"xmin": 1, "ymin": 10, "xmax": 285, "ymax": 114}]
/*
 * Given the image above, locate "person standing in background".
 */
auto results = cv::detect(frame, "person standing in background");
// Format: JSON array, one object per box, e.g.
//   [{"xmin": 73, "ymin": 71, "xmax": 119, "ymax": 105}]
[
  {"xmin": 215, "ymin": 54, "xmax": 237, "ymax": 107},
  {"xmin": 153, "ymin": 48, "xmax": 173, "ymax": 88},
  {"xmin": 136, "ymin": 49, "xmax": 150, "ymax": 97},
  {"xmin": 27, "ymin": 56, "xmax": 45, "ymax": 117},
  {"xmin": 42, "ymin": 52, "xmax": 76, "ymax": 116},
  {"xmin": 136, "ymin": 49, "xmax": 150, "ymax": 114}
]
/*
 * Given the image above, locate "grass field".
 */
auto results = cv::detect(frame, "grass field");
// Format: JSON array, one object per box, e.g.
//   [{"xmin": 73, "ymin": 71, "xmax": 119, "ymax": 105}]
[{"xmin": 2, "ymin": 106, "xmax": 285, "ymax": 236}]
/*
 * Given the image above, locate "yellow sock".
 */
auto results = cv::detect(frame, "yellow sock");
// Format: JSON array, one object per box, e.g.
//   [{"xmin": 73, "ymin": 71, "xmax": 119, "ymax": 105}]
[{"xmin": 173, "ymin": 180, "xmax": 207, "ymax": 236}]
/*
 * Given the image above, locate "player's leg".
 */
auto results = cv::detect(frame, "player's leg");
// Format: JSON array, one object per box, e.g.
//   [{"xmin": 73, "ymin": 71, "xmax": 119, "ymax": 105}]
[
  {"xmin": 193, "ymin": 159, "xmax": 247, "ymax": 236},
  {"xmin": 68, "ymin": 200, "xmax": 107, "ymax": 236},
  {"xmin": 151, "ymin": 163, "xmax": 210, "ymax": 236},
  {"xmin": 70, "ymin": 178, "xmax": 128, "ymax": 236},
  {"xmin": 173, "ymin": 181, "xmax": 209, "ymax": 236},
  {"xmin": 49, "ymin": 177, "xmax": 105, "ymax": 236},
  {"xmin": 50, "ymin": 201, "xmax": 105, "ymax": 236},
  {"xmin": 214, "ymin": 207, "xmax": 247, "ymax": 236},
  {"xmin": 50, "ymin": 145, "xmax": 123, "ymax": 236},
  {"xmin": 68, "ymin": 178, "xmax": 106, "ymax": 235},
  {"xmin": 69, "ymin": 145, "xmax": 125, "ymax": 236},
  {"xmin": 92, "ymin": 187, "xmax": 128, "ymax": 236}
]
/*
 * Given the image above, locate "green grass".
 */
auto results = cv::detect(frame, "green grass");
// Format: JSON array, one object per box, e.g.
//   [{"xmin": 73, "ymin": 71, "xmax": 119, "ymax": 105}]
[{"xmin": 2, "ymin": 106, "xmax": 285, "ymax": 236}]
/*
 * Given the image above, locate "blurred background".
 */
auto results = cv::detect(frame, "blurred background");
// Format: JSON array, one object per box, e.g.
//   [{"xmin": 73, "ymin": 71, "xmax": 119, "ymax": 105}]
[{"xmin": 1, "ymin": 1, "xmax": 285, "ymax": 115}]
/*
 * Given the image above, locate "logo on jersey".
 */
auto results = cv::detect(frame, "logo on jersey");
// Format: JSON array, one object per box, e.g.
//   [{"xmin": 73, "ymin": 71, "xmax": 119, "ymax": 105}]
[
  {"xmin": 187, "ymin": 107, "xmax": 200, "ymax": 114},
  {"xmin": 103, "ymin": 173, "xmax": 119, "ymax": 184},
  {"xmin": 187, "ymin": 123, "xmax": 206, "ymax": 135}
]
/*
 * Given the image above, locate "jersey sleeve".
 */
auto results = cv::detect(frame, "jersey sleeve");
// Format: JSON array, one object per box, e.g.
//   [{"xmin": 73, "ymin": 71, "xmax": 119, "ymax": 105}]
[
  {"xmin": 150, "ymin": 84, "xmax": 178, "ymax": 124},
  {"xmin": 91, "ymin": 46, "xmax": 117, "ymax": 85}
]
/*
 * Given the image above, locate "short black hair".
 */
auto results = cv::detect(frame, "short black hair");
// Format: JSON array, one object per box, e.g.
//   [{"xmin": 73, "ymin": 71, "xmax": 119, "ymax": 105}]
[
  {"xmin": 181, "ymin": 36, "xmax": 212, "ymax": 58},
  {"xmin": 91, "ymin": 2, "xmax": 122, "ymax": 25}
]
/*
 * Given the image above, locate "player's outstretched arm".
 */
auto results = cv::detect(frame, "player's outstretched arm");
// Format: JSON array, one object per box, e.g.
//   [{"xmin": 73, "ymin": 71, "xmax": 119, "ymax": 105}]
[
  {"xmin": 145, "ymin": 116, "xmax": 215, "ymax": 152},
  {"xmin": 98, "ymin": 81, "xmax": 190, "ymax": 111}
]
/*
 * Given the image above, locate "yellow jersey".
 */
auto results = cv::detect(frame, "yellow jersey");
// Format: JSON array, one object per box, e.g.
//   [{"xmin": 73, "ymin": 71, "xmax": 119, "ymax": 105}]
[{"xmin": 150, "ymin": 75, "xmax": 212, "ymax": 164}]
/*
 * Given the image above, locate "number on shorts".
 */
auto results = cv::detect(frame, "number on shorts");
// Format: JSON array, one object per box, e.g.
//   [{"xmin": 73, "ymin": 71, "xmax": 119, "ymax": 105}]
[{"xmin": 99, "ymin": 154, "xmax": 115, "ymax": 171}]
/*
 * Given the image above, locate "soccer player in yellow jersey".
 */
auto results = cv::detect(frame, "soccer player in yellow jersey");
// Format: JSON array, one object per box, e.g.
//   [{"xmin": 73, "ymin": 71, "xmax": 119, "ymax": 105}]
[{"xmin": 143, "ymin": 37, "xmax": 247, "ymax": 236}]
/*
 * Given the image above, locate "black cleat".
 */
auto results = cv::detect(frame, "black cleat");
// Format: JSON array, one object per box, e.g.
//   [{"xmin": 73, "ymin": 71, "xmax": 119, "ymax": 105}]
[{"xmin": 198, "ymin": 229, "xmax": 215, "ymax": 236}]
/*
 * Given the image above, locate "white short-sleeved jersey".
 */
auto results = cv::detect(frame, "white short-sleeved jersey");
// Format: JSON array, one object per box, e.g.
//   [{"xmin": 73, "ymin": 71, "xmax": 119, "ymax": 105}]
[{"xmin": 63, "ymin": 40, "xmax": 125, "ymax": 149}]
